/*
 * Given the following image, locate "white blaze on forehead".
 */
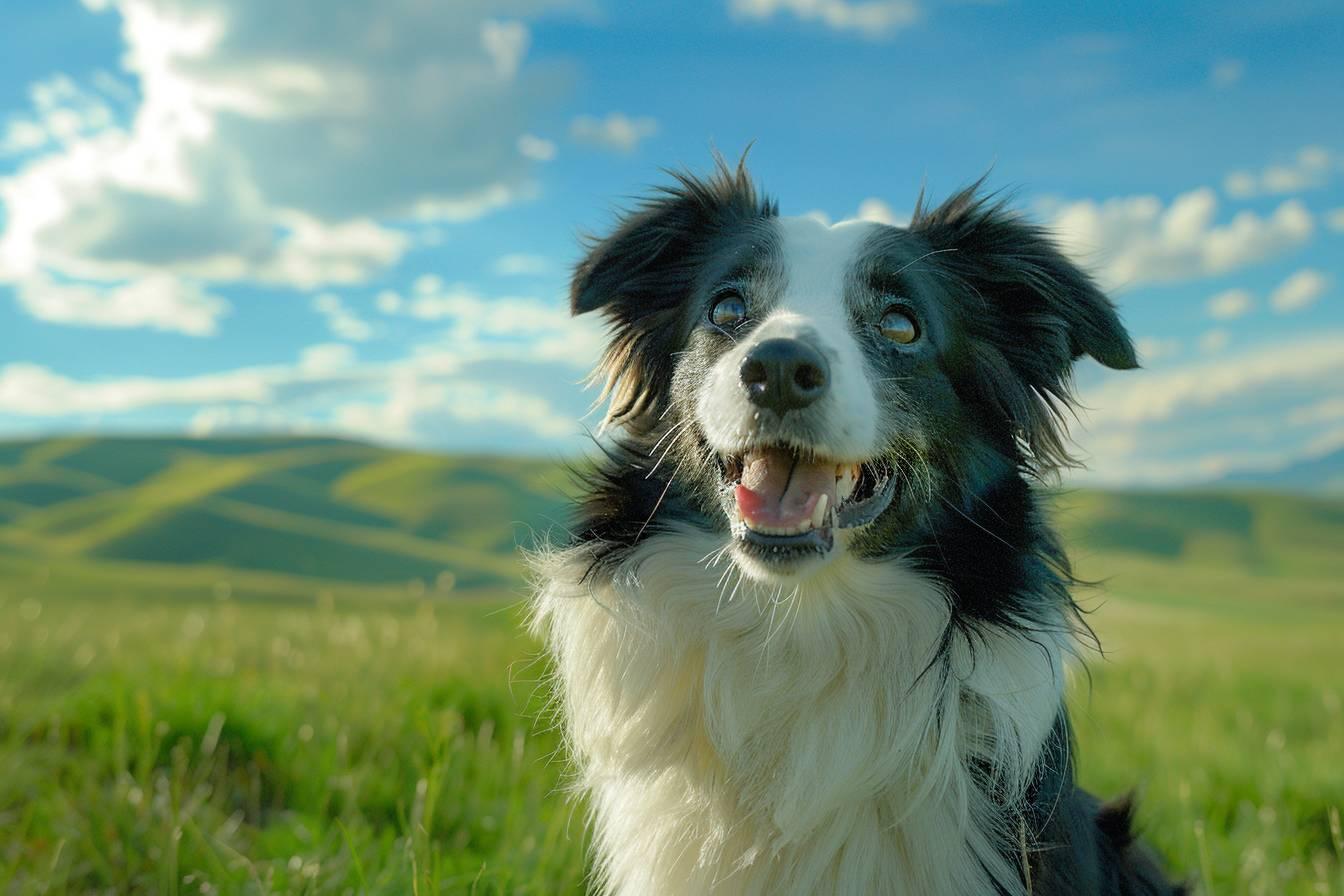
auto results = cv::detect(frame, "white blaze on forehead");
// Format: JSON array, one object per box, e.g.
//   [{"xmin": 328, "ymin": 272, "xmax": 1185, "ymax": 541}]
[
  {"xmin": 695, "ymin": 214, "xmax": 883, "ymax": 461},
  {"xmin": 765, "ymin": 215, "xmax": 881, "ymax": 452}
]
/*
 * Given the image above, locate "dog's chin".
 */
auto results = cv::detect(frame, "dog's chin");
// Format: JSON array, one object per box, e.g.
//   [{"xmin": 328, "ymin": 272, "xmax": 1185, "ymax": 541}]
[{"xmin": 713, "ymin": 440, "xmax": 897, "ymax": 582}]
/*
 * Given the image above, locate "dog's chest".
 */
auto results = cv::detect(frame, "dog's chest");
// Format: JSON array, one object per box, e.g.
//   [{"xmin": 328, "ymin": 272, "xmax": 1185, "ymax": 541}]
[{"xmin": 532, "ymin": 529, "xmax": 1066, "ymax": 895}]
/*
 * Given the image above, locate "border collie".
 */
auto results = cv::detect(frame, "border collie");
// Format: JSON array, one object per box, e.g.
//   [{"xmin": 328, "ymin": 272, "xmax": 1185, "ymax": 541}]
[{"xmin": 531, "ymin": 158, "xmax": 1183, "ymax": 895}]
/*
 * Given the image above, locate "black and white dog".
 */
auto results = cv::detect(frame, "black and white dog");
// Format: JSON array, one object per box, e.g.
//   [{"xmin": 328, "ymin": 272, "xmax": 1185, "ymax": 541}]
[{"xmin": 531, "ymin": 159, "xmax": 1183, "ymax": 895}]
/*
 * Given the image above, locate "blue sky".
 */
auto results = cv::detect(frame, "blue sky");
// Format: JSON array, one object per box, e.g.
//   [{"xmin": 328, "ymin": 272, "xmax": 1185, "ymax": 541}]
[{"xmin": 1, "ymin": 0, "xmax": 1341, "ymax": 484}]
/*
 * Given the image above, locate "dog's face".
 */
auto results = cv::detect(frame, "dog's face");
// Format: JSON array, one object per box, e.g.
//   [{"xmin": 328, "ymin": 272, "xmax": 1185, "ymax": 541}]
[{"xmin": 573, "ymin": 165, "xmax": 1136, "ymax": 582}]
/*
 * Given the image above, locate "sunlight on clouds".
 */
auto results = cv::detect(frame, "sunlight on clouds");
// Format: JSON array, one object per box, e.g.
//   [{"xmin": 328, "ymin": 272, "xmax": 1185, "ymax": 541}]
[
  {"xmin": 1082, "ymin": 332, "xmax": 1344, "ymax": 427},
  {"xmin": 1205, "ymin": 288, "xmax": 1253, "ymax": 320},
  {"xmin": 14, "ymin": 272, "xmax": 228, "ymax": 336},
  {"xmin": 299, "ymin": 343, "xmax": 357, "ymax": 374},
  {"xmin": 0, "ymin": 362, "xmax": 268, "ymax": 416},
  {"xmin": 0, "ymin": 0, "xmax": 577, "ymax": 331},
  {"xmin": 1270, "ymin": 268, "xmax": 1330, "ymax": 313},
  {"xmin": 334, "ymin": 377, "xmax": 573, "ymax": 443},
  {"xmin": 311, "ymin": 294, "xmax": 373, "ymax": 342},
  {"xmin": 729, "ymin": 0, "xmax": 921, "ymax": 37},
  {"xmin": 1043, "ymin": 187, "xmax": 1313, "ymax": 291},
  {"xmin": 1224, "ymin": 145, "xmax": 1337, "ymax": 198},
  {"xmin": 1075, "ymin": 334, "xmax": 1344, "ymax": 485}
]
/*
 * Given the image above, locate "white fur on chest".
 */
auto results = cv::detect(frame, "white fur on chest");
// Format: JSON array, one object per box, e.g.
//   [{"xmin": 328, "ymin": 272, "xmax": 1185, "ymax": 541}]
[{"xmin": 531, "ymin": 528, "xmax": 1070, "ymax": 896}]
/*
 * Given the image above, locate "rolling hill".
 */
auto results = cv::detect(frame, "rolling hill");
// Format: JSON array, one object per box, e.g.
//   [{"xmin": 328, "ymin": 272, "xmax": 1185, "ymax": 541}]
[{"xmin": 1, "ymin": 435, "xmax": 1341, "ymax": 594}]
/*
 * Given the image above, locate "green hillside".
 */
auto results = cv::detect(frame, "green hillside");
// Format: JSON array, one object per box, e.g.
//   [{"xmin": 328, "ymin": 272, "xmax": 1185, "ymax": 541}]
[
  {"xmin": 3, "ymin": 435, "xmax": 1344, "ymax": 593},
  {"xmin": 0, "ymin": 436, "xmax": 570, "ymax": 595}
]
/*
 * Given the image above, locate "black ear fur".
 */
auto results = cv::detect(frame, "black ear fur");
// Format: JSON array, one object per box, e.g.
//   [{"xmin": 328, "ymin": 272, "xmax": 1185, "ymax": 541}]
[
  {"xmin": 571, "ymin": 156, "xmax": 776, "ymax": 427},
  {"xmin": 911, "ymin": 182, "xmax": 1138, "ymax": 470}
]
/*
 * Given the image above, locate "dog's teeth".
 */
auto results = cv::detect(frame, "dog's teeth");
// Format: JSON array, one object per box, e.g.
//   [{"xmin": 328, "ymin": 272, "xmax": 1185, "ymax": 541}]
[{"xmin": 811, "ymin": 493, "xmax": 828, "ymax": 529}]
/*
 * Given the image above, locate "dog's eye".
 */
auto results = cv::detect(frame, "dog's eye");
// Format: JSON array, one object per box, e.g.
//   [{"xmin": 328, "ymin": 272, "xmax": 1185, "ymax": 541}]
[
  {"xmin": 878, "ymin": 307, "xmax": 919, "ymax": 344},
  {"xmin": 709, "ymin": 291, "xmax": 747, "ymax": 329}
]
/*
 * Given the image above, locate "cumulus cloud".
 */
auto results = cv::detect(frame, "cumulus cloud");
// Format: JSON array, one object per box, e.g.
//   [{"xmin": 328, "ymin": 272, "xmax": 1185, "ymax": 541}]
[
  {"xmin": 801, "ymin": 199, "xmax": 909, "ymax": 228},
  {"xmin": 1043, "ymin": 187, "xmax": 1313, "ymax": 290},
  {"xmin": 378, "ymin": 279, "xmax": 605, "ymax": 368},
  {"xmin": 729, "ymin": 0, "xmax": 921, "ymax": 37},
  {"xmin": 1082, "ymin": 332, "xmax": 1344, "ymax": 427},
  {"xmin": 312, "ymin": 293, "xmax": 373, "ymax": 342},
  {"xmin": 0, "ymin": 339, "xmax": 584, "ymax": 444},
  {"xmin": 1074, "ymin": 332, "xmax": 1344, "ymax": 485},
  {"xmin": 0, "ymin": 362, "xmax": 269, "ymax": 416},
  {"xmin": 517, "ymin": 133, "xmax": 556, "ymax": 162},
  {"xmin": 1270, "ymin": 268, "xmax": 1330, "ymax": 313},
  {"xmin": 14, "ymin": 272, "xmax": 228, "ymax": 335},
  {"xmin": 334, "ymin": 377, "xmax": 574, "ymax": 443},
  {"xmin": 0, "ymin": 0, "xmax": 578, "ymax": 330},
  {"xmin": 856, "ymin": 198, "xmax": 909, "ymax": 226},
  {"xmin": 1205, "ymin": 288, "xmax": 1253, "ymax": 320},
  {"xmin": 1223, "ymin": 145, "xmax": 1338, "ymax": 198},
  {"xmin": 569, "ymin": 113, "xmax": 658, "ymax": 154},
  {"xmin": 0, "ymin": 74, "xmax": 116, "ymax": 157},
  {"xmin": 1329, "ymin": 208, "xmax": 1344, "ymax": 232}
]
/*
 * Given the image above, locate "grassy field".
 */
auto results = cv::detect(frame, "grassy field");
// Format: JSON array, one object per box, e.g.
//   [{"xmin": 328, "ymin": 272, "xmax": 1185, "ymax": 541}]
[{"xmin": 1, "ymin": 437, "xmax": 1342, "ymax": 894}]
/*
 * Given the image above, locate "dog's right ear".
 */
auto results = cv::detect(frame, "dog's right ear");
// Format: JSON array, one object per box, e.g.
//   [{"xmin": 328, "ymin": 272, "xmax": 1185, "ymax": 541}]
[{"xmin": 571, "ymin": 158, "xmax": 775, "ymax": 428}]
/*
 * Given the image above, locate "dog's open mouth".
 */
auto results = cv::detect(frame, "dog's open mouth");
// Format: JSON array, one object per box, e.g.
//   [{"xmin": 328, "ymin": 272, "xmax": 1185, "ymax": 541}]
[{"xmin": 718, "ymin": 445, "xmax": 897, "ymax": 560}]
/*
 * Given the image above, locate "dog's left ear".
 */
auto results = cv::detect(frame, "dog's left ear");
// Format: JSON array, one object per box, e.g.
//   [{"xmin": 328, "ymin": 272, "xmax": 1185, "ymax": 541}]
[{"xmin": 911, "ymin": 184, "xmax": 1137, "ymax": 468}]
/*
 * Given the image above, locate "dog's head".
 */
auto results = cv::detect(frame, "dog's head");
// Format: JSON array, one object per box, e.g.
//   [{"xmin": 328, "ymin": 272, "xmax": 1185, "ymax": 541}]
[{"xmin": 573, "ymin": 160, "xmax": 1136, "ymax": 582}]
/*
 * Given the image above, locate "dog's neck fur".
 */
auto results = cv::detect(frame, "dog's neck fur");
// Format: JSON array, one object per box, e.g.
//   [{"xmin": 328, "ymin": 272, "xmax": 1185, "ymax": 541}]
[{"xmin": 532, "ymin": 526, "xmax": 1073, "ymax": 896}]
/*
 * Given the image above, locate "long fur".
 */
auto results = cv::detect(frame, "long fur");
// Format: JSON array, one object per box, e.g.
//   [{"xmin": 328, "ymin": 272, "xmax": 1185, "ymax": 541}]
[{"xmin": 531, "ymin": 158, "xmax": 1184, "ymax": 895}]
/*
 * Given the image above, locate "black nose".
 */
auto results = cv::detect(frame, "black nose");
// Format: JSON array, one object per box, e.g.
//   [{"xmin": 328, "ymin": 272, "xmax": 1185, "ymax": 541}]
[{"xmin": 739, "ymin": 338, "xmax": 830, "ymax": 414}]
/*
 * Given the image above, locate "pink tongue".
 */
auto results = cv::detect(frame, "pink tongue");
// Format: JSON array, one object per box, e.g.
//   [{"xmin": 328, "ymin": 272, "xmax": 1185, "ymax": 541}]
[{"xmin": 734, "ymin": 447, "xmax": 836, "ymax": 530}]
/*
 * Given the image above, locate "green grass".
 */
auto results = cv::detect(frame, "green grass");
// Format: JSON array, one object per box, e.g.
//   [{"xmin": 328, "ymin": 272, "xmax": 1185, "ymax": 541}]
[{"xmin": 0, "ymin": 437, "xmax": 1341, "ymax": 894}]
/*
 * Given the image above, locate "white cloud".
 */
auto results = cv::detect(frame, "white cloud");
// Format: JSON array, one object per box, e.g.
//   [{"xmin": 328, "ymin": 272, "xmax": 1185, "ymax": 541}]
[
  {"xmin": 856, "ymin": 198, "xmax": 909, "ymax": 227},
  {"xmin": 0, "ymin": 345, "xmax": 582, "ymax": 444},
  {"xmin": 0, "ymin": 74, "xmax": 116, "ymax": 157},
  {"xmin": 517, "ymin": 133, "xmax": 556, "ymax": 162},
  {"xmin": 729, "ymin": 0, "xmax": 921, "ymax": 37},
  {"xmin": 1206, "ymin": 288, "xmax": 1253, "ymax": 320},
  {"xmin": 479, "ymin": 20, "xmax": 530, "ymax": 79},
  {"xmin": 1199, "ymin": 328, "xmax": 1230, "ymax": 353},
  {"xmin": 0, "ymin": 0, "xmax": 578, "ymax": 330},
  {"xmin": 312, "ymin": 293, "xmax": 373, "ymax": 342},
  {"xmin": 14, "ymin": 272, "xmax": 228, "ymax": 335},
  {"xmin": 1043, "ymin": 187, "xmax": 1313, "ymax": 290},
  {"xmin": 1073, "ymin": 333, "xmax": 1344, "ymax": 485},
  {"xmin": 801, "ymin": 199, "xmax": 909, "ymax": 228},
  {"xmin": 334, "ymin": 377, "xmax": 573, "ymax": 443},
  {"xmin": 1082, "ymin": 332, "xmax": 1344, "ymax": 426},
  {"xmin": 299, "ymin": 343, "xmax": 357, "ymax": 373},
  {"xmin": 1135, "ymin": 336, "xmax": 1181, "ymax": 363},
  {"xmin": 569, "ymin": 113, "xmax": 658, "ymax": 154},
  {"xmin": 493, "ymin": 253, "xmax": 550, "ymax": 276},
  {"xmin": 1270, "ymin": 268, "xmax": 1330, "ymax": 313},
  {"xmin": 1223, "ymin": 145, "xmax": 1338, "ymax": 198},
  {"xmin": 188, "ymin": 404, "xmax": 317, "ymax": 436},
  {"xmin": 1209, "ymin": 59, "xmax": 1244, "ymax": 88},
  {"xmin": 1328, "ymin": 208, "xmax": 1344, "ymax": 232},
  {"xmin": 0, "ymin": 362, "xmax": 269, "ymax": 416}
]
